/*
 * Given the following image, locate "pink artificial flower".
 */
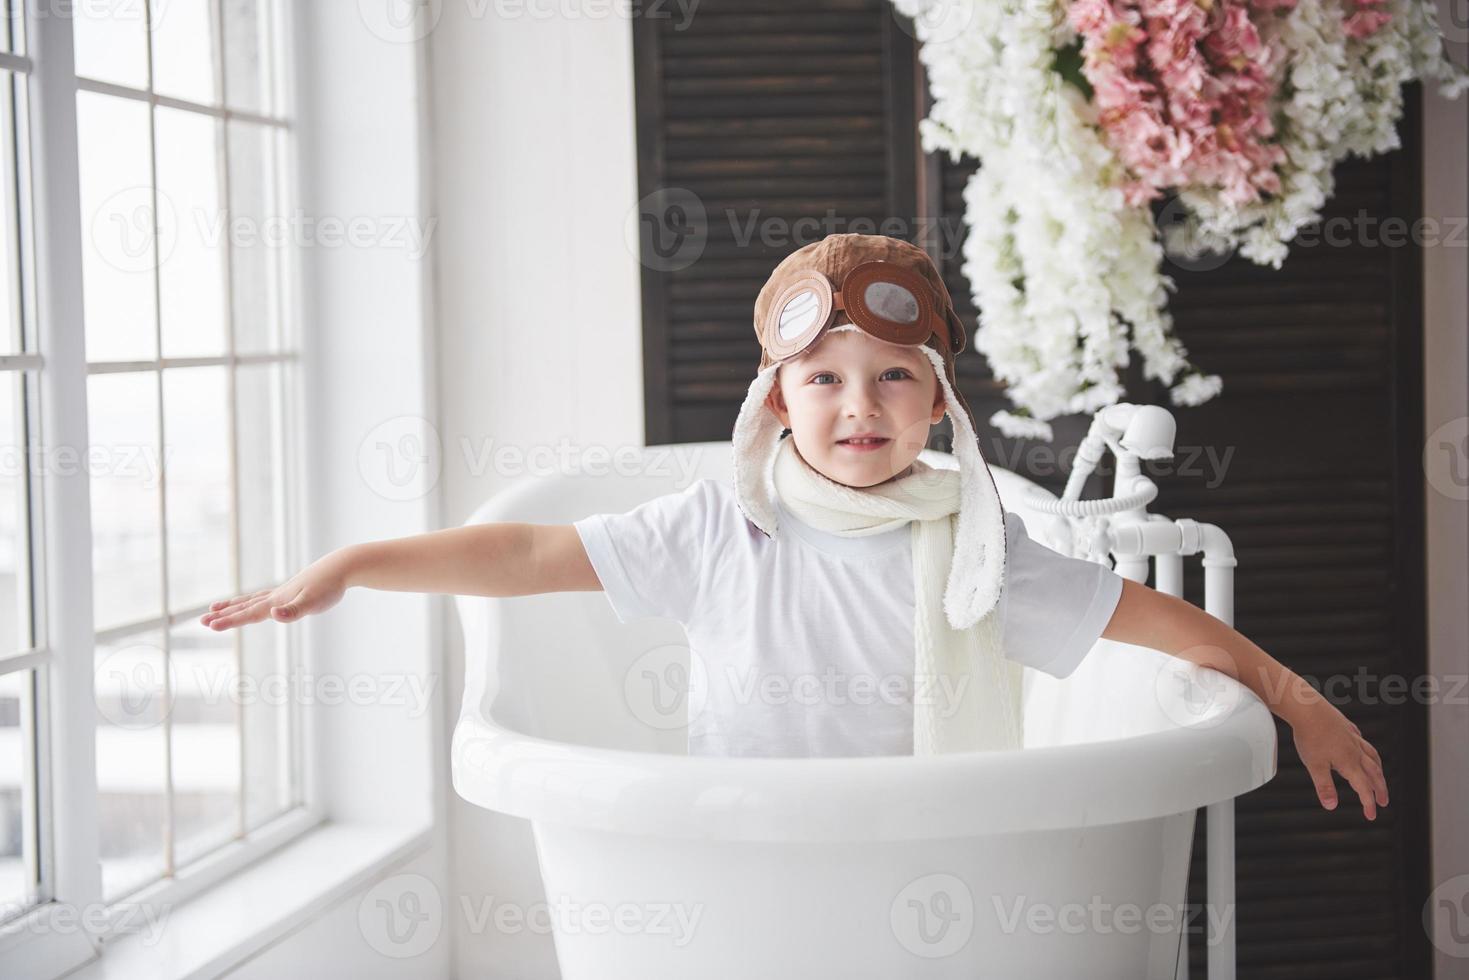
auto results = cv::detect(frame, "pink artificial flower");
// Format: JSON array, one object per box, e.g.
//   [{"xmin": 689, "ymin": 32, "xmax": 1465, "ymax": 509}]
[{"xmin": 1066, "ymin": 0, "xmax": 1290, "ymax": 205}]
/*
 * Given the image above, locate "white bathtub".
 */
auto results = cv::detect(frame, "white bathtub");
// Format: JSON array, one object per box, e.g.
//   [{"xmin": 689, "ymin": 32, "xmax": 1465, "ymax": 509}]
[{"xmin": 451, "ymin": 442, "xmax": 1277, "ymax": 979}]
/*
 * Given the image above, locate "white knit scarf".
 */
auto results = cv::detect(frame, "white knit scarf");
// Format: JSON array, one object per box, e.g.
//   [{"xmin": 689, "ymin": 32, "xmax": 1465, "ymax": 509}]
[{"xmin": 771, "ymin": 436, "xmax": 1024, "ymax": 754}]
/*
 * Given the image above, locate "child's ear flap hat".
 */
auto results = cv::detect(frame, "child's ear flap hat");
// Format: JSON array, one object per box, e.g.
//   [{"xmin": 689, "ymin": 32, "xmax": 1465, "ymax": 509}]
[{"xmin": 731, "ymin": 232, "xmax": 1009, "ymax": 630}]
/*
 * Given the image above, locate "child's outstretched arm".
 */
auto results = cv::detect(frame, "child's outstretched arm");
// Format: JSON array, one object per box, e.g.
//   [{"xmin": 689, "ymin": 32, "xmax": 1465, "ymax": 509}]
[
  {"xmin": 199, "ymin": 524, "xmax": 601, "ymax": 632},
  {"xmin": 1101, "ymin": 578, "xmax": 1389, "ymax": 822}
]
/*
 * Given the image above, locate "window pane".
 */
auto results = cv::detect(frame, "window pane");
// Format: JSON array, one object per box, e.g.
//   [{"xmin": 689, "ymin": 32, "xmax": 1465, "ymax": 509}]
[
  {"xmin": 156, "ymin": 107, "xmax": 227, "ymax": 359},
  {"xmin": 95, "ymin": 631, "xmax": 167, "ymax": 901},
  {"xmin": 77, "ymin": 92, "xmax": 158, "ymax": 363},
  {"xmin": 227, "ymin": 121, "xmax": 283, "ymax": 354},
  {"xmin": 89, "ymin": 373, "xmax": 162, "ymax": 632},
  {"xmin": 0, "ymin": 372, "xmax": 29, "ymax": 654},
  {"xmin": 0, "ymin": 668, "xmax": 39, "ymax": 919},
  {"xmin": 0, "ymin": 70, "xmax": 20, "ymax": 356},
  {"xmin": 150, "ymin": 0, "xmax": 218, "ymax": 106},
  {"xmin": 73, "ymin": 0, "xmax": 150, "ymax": 90},
  {"xmin": 236, "ymin": 364, "xmax": 284, "ymax": 590},
  {"xmin": 163, "ymin": 366, "xmax": 231, "ymax": 613},
  {"xmin": 224, "ymin": 0, "xmax": 275, "ymax": 116},
  {"xmin": 241, "ymin": 621, "xmax": 291, "ymax": 829},
  {"xmin": 170, "ymin": 620, "xmax": 238, "ymax": 866},
  {"xmin": 2, "ymin": 1, "xmax": 18, "ymax": 55}
]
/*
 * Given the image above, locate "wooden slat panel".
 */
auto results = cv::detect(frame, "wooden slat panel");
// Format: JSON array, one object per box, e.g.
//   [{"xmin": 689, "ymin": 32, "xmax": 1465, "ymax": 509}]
[
  {"xmin": 922, "ymin": 53, "xmax": 1427, "ymax": 980},
  {"xmin": 633, "ymin": 0, "xmax": 920, "ymax": 441}
]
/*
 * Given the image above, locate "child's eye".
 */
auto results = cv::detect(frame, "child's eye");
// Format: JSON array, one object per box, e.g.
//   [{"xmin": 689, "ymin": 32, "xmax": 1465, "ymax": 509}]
[{"xmin": 810, "ymin": 369, "xmax": 910, "ymax": 385}]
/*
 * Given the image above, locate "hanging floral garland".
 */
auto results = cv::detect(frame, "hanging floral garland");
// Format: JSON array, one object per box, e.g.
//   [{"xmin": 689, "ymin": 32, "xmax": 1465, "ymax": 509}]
[{"xmin": 889, "ymin": 0, "xmax": 1467, "ymax": 441}]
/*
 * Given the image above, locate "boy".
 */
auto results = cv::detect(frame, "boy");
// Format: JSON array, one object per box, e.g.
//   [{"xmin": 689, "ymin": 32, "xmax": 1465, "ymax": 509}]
[{"xmin": 201, "ymin": 234, "xmax": 1387, "ymax": 821}]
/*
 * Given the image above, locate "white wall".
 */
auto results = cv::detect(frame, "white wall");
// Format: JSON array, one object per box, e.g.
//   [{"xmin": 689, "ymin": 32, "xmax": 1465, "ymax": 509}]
[
  {"xmin": 1424, "ymin": 4, "xmax": 1469, "ymax": 977},
  {"xmin": 217, "ymin": 2, "xmax": 454, "ymax": 976},
  {"xmin": 424, "ymin": 6, "xmax": 646, "ymax": 979}
]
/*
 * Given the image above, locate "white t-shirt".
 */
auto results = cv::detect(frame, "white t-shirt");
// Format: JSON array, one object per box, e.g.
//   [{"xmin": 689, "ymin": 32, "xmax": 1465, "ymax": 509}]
[{"xmin": 573, "ymin": 477, "xmax": 1124, "ymax": 758}]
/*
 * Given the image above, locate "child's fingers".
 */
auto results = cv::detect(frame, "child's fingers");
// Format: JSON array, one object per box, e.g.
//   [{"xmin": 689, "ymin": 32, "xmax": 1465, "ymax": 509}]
[
  {"xmin": 1357, "ymin": 734, "xmax": 1383, "ymax": 770},
  {"xmin": 201, "ymin": 590, "xmax": 272, "ymax": 624},
  {"xmin": 1360, "ymin": 752, "xmax": 1389, "ymax": 805},
  {"xmin": 271, "ymin": 588, "xmax": 307, "ymax": 621},
  {"xmin": 1341, "ymin": 765, "xmax": 1377, "ymax": 821},
  {"xmin": 207, "ymin": 593, "xmax": 279, "ymax": 630},
  {"xmin": 204, "ymin": 603, "xmax": 264, "ymax": 630},
  {"xmin": 1307, "ymin": 761, "xmax": 1338, "ymax": 810}
]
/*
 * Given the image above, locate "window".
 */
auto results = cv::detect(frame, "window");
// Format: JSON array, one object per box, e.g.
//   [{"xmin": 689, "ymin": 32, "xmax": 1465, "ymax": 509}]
[{"xmin": 0, "ymin": 0, "xmax": 309, "ymax": 958}]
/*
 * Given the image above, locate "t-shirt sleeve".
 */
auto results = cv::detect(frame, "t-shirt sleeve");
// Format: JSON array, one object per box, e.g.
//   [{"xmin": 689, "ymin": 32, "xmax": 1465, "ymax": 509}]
[
  {"xmin": 998, "ymin": 510, "xmax": 1125, "ymax": 679},
  {"xmin": 571, "ymin": 478, "xmax": 715, "ymax": 625}
]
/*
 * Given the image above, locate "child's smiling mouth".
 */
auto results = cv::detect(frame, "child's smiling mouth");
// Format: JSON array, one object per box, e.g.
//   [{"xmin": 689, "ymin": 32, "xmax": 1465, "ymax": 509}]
[{"xmin": 836, "ymin": 437, "xmax": 890, "ymax": 452}]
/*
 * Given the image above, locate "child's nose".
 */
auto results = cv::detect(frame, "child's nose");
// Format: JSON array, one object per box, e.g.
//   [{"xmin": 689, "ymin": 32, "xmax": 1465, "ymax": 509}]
[{"xmin": 843, "ymin": 382, "xmax": 882, "ymax": 416}]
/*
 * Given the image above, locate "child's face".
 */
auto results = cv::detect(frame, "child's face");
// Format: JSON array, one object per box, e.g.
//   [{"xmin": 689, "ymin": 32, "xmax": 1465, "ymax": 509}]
[{"xmin": 764, "ymin": 328, "xmax": 946, "ymax": 488}]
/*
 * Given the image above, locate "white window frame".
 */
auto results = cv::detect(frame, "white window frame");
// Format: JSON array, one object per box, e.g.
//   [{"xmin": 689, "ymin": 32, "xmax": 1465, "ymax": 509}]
[
  {"xmin": 0, "ymin": 0, "xmax": 444, "ymax": 974},
  {"xmin": 0, "ymin": 3, "xmax": 334, "ymax": 976}
]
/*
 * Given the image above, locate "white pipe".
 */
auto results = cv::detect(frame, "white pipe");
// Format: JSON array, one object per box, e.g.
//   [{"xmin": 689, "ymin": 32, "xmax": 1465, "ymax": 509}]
[{"xmin": 1207, "ymin": 800, "xmax": 1236, "ymax": 980}]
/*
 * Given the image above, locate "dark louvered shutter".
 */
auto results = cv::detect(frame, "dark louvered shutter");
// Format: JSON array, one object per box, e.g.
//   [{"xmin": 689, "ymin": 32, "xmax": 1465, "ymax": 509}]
[
  {"xmin": 1160, "ymin": 88, "xmax": 1430, "ymax": 979},
  {"xmin": 631, "ymin": 0, "xmax": 921, "ymax": 442},
  {"xmin": 635, "ymin": 7, "xmax": 1430, "ymax": 976},
  {"xmin": 925, "ymin": 83, "xmax": 1430, "ymax": 977}
]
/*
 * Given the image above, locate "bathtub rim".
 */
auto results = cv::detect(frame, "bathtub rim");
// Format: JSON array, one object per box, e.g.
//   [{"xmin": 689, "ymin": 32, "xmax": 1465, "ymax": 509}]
[{"xmin": 450, "ymin": 687, "xmax": 1278, "ymax": 843}]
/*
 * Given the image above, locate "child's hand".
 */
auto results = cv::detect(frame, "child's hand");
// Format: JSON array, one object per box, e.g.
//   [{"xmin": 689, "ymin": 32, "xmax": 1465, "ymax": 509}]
[
  {"xmin": 1289, "ymin": 698, "xmax": 1388, "ymax": 820},
  {"xmin": 199, "ymin": 551, "xmax": 353, "ymax": 631}
]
